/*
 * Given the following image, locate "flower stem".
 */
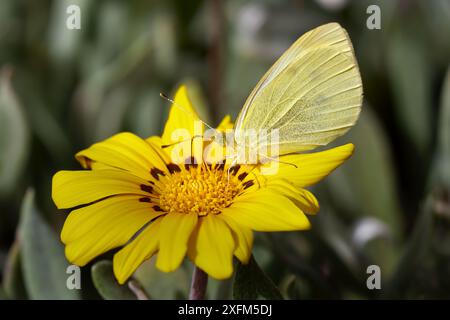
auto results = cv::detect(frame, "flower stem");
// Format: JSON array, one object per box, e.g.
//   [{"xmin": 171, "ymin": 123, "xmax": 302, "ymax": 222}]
[{"xmin": 189, "ymin": 266, "xmax": 208, "ymax": 300}]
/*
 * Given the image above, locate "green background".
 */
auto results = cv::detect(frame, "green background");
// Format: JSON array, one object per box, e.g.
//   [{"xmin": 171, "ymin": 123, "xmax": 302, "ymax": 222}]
[{"xmin": 1, "ymin": 0, "xmax": 450, "ymax": 299}]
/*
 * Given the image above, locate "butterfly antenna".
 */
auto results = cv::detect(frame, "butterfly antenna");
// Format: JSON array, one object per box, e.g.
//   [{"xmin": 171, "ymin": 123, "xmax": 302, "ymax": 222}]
[
  {"xmin": 247, "ymin": 163, "xmax": 262, "ymax": 189},
  {"xmin": 159, "ymin": 93, "xmax": 216, "ymax": 131},
  {"xmin": 258, "ymin": 153, "xmax": 298, "ymax": 168},
  {"xmin": 161, "ymin": 135, "xmax": 204, "ymax": 148}
]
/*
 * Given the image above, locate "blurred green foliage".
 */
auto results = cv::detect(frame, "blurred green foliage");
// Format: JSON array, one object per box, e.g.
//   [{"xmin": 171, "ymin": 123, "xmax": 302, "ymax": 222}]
[{"xmin": 1, "ymin": 0, "xmax": 450, "ymax": 299}]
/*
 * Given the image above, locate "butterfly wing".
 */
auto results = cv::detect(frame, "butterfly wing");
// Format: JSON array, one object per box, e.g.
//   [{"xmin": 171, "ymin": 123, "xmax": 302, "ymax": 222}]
[{"xmin": 234, "ymin": 23, "xmax": 363, "ymax": 155}]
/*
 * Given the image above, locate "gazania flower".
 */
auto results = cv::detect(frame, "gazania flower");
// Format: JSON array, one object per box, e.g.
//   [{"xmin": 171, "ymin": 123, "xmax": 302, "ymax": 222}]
[{"xmin": 52, "ymin": 85, "xmax": 354, "ymax": 284}]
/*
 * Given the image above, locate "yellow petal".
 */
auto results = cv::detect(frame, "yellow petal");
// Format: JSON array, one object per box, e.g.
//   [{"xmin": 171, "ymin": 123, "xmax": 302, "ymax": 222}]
[
  {"xmin": 219, "ymin": 214, "xmax": 253, "ymax": 264},
  {"xmin": 264, "ymin": 179, "xmax": 319, "ymax": 214},
  {"xmin": 216, "ymin": 115, "xmax": 233, "ymax": 131},
  {"xmin": 113, "ymin": 218, "xmax": 162, "ymax": 284},
  {"xmin": 156, "ymin": 212, "xmax": 198, "ymax": 272},
  {"xmin": 263, "ymin": 143, "xmax": 354, "ymax": 187},
  {"xmin": 161, "ymin": 85, "xmax": 204, "ymax": 164},
  {"xmin": 223, "ymin": 189, "xmax": 311, "ymax": 231},
  {"xmin": 295, "ymin": 188, "xmax": 319, "ymax": 214},
  {"xmin": 75, "ymin": 132, "xmax": 168, "ymax": 179},
  {"xmin": 187, "ymin": 215, "xmax": 236, "ymax": 279},
  {"xmin": 61, "ymin": 195, "xmax": 162, "ymax": 243},
  {"xmin": 63, "ymin": 195, "xmax": 162, "ymax": 267},
  {"xmin": 145, "ymin": 136, "xmax": 172, "ymax": 164},
  {"xmin": 52, "ymin": 169, "xmax": 153, "ymax": 209}
]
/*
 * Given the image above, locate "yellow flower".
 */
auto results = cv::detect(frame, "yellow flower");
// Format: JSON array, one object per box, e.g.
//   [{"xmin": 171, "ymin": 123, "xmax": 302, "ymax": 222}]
[{"xmin": 52, "ymin": 85, "xmax": 354, "ymax": 284}]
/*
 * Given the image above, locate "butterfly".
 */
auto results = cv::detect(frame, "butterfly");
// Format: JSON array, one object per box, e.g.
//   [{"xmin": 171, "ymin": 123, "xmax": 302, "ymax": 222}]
[
  {"xmin": 163, "ymin": 23, "xmax": 362, "ymax": 172},
  {"xmin": 229, "ymin": 22, "xmax": 363, "ymax": 168}
]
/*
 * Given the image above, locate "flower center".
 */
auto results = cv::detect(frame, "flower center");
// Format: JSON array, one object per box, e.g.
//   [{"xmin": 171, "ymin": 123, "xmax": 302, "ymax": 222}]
[{"xmin": 159, "ymin": 166, "xmax": 243, "ymax": 216}]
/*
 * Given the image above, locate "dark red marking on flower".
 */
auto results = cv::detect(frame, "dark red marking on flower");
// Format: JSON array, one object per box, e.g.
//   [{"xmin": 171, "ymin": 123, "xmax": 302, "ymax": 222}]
[
  {"xmin": 167, "ymin": 163, "xmax": 181, "ymax": 173},
  {"xmin": 150, "ymin": 168, "xmax": 165, "ymax": 180},
  {"xmin": 185, "ymin": 156, "xmax": 198, "ymax": 169},
  {"xmin": 84, "ymin": 158, "xmax": 93, "ymax": 170},
  {"xmin": 238, "ymin": 172, "xmax": 248, "ymax": 181},
  {"xmin": 230, "ymin": 165, "xmax": 241, "ymax": 175},
  {"xmin": 140, "ymin": 184, "xmax": 153, "ymax": 194},
  {"xmin": 215, "ymin": 163, "xmax": 225, "ymax": 171},
  {"xmin": 242, "ymin": 180, "xmax": 254, "ymax": 189},
  {"xmin": 139, "ymin": 197, "xmax": 152, "ymax": 203},
  {"xmin": 153, "ymin": 205, "xmax": 164, "ymax": 212}
]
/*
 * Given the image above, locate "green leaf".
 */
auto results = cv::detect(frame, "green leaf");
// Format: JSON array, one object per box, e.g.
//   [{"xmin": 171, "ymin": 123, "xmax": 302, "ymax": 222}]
[
  {"xmin": 132, "ymin": 257, "xmax": 189, "ymax": 299},
  {"xmin": 76, "ymin": 28, "xmax": 153, "ymax": 142},
  {"xmin": 127, "ymin": 87, "xmax": 164, "ymax": 138},
  {"xmin": 0, "ymin": 67, "xmax": 30, "ymax": 198},
  {"xmin": 279, "ymin": 274, "xmax": 303, "ymax": 300},
  {"xmin": 151, "ymin": 11, "xmax": 177, "ymax": 77},
  {"xmin": 0, "ymin": 286, "xmax": 7, "ymax": 300},
  {"xmin": 212, "ymin": 278, "xmax": 234, "ymax": 300},
  {"xmin": 383, "ymin": 196, "xmax": 434, "ymax": 298},
  {"xmin": 233, "ymin": 256, "xmax": 283, "ymax": 300},
  {"xmin": 18, "ymin": 189, "xmax": 80, "ymax": 300},
  {"xmin": 326, "ymin": 108, "xmax": 402, "ymax": 277},
  {"xmin": 329, "ymin": 108, "xmax": 403, "ymax": 237},
  {"xmin": 313, "ymin": 208, "xmax": 366, "ymax": 289},
  {"xmin": 385, "ymin": 67, "xmax": 450, "ymax": 298},
  {"xmin": 13, "ymin": 72, "xmax": 72, "ymax": 165},
  {"xmin": 386, "ymin": 20, "xmax": 432, "ymax": 154},
  {"xmin": 91, "ymin": 261, "xmax": 136, "ymax": 300},
  {"xmin": 419, "ymin": 0, "xmax": 450, "ymax": 65},
  {"xmin": 430, "ymin": 66, "xmax": 450, "ymax": 188},
  {"xmin": 438, "ymin": 67, "xmax": 450, "ymax": 157},
  {"xmin": 2, "ymin": 239, "xmax": 28, "ymax": 299},
  {"xmin": 47, "ymin": 0, "xmax": 91, "ymax": 64},
  {"xmin": 94, "ymin": 87, "xmax": 131, "ymax": 141}
]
